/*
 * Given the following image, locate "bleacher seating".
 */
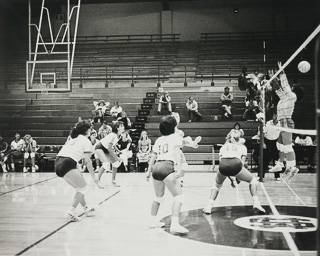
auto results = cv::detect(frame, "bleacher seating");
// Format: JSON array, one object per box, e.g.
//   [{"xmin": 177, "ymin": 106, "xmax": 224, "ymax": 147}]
[{"xmin": 0, "ymin": 32, "xmax": 316, "ymax": 171}]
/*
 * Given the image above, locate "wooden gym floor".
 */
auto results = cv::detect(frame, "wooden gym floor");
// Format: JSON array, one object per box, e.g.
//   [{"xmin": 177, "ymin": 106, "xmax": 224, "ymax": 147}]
[{"xmin": 0, "ymin": 170, "xmax": 317, "ymax": 256}]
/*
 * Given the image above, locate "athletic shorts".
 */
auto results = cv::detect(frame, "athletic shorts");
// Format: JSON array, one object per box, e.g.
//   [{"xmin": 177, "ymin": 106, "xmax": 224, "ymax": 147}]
[
  {"xmin": 55, "ymin": 156, "xmax": 77, "ymax": 177},
  {"xmin": 279, "ymin": 118, "xmax": 294, "ymax": 145},
  {"xmin": 95, "ymin": 142, "xmax": 109, "ymax": 155},
  {"xmin": 219, "ymin": 158, "xmax": 242, "ymax": 176},
  {"xmin": 152, "ymin": 160, "xmax": 175, "ymax": 181}
]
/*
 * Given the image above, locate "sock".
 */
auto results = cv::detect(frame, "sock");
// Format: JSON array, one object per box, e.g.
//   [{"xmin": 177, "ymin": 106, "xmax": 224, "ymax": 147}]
[
  {"xmin": 208, "ymin": 199, "xmax": 214, "ymax": 205},
  {"xmin": 171, "ymin": 216, "xmax": 179, "ymax": 226},
  {"xmin": 150, "ymin": 215, "xmax": 157, "ymax": 223},
  {"xmin": 252, "ymin": 196, "xmax": 259, "ymax": 203}
]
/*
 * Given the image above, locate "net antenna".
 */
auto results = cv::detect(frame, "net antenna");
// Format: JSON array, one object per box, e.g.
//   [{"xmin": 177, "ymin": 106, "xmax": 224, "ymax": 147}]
[{"xmin": 26, "ymin": 0, "xmax": 81, "ymax": 92}]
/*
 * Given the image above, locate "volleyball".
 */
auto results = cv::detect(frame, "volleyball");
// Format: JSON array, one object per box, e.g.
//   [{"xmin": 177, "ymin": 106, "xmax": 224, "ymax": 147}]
[{"xmin": 298, "ymin": 61, "xmax": 311, "ymax": 73}]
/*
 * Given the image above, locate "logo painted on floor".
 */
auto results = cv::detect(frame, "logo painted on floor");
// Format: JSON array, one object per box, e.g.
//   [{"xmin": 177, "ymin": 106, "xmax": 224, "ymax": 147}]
[{"xmin": 160, "ymin": 205, "xmax": 317, "ymax": 251}]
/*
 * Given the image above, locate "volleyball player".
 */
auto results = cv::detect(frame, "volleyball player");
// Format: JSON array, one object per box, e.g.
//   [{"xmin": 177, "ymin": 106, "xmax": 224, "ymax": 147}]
[
  {"xmin": 95, "ymin": 121, "xmax": 124, "ymax": 186},
  {"xmin": 268, "ymin": 62, "xmax": 303, "ymax": 180},
  {"xmin": 146, "ymin": 115, "xmax": 188, "ymax": 234},
  {"xmin": 55, "ymin": 120, "xmax": 104, "ymax": 222},
  {"xmin": 171, "ymin": 112, "xmax": 201, "ymax": 186},
  {"xmin": 203, "ymin": 130, "xmax": 265, "ymax": 214}
]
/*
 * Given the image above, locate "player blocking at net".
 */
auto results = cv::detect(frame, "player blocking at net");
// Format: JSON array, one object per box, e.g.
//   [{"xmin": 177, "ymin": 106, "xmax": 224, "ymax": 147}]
[
  {"xmin": 146, "ymin": 115, "xmax": 189, "ymax": 234},
  {"xmin": 268, "ymin": 62, "xmax": 304, "ymax": 180},
  {"xmin": 203, "ymin": 130, "xmax": 266, "ymax": 214}
]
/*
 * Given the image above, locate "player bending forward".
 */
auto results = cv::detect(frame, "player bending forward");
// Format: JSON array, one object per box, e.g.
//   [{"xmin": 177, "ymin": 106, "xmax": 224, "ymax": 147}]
[
  {"xmin": 203, "ymin": 130, "xmax": 265, "ymax": 214},
  {"xmin": 146, "ymin": 115, "xmax": 188, "ymax": 234},
  {"xmin": 55, "ymin": 120, "xmax": 104, "ymax": 222}
]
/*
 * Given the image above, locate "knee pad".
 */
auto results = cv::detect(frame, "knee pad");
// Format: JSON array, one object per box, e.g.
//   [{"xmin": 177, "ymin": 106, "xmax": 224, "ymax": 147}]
[
  {"xmin": 76, "ymin": 185, "xmax": 89, "ymax": 196},
  {"xmin": 30, "ymin": 152, "xmax": 35, "ymax": 158},
  {"xmin": 250, "ymin": 177, "xmax": 258, "ymax": 185},
  {"xmin": 173, "ymin": 194, "xmax": 185, "ymax": 204},
  {"xmin": 282, "ymin": 144, "xmax": 294, "ymax": 153},
  {"xmin": 154, "ymin": 196, "xmax": 165, "ymax": 204},
  {"xmin": 112, "ymin": 161, "xmax": 121, "ymax": 168},
  {"xmin": 212, "ymin": 182, "xmax": 223, "ymax": 192},
  {"xmin": 24, "ymin": 153, "xmax": 29, "ymax": 159},
  {"xmin": 102, "ymin": 162, "xmax": 110, "ymax": 169}
]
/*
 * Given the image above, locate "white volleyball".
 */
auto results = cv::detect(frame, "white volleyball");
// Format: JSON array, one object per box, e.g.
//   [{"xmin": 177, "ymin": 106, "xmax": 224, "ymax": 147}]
[{"xmin": 298, "ymin": 61, "xmax": 311, "ymax": 73}]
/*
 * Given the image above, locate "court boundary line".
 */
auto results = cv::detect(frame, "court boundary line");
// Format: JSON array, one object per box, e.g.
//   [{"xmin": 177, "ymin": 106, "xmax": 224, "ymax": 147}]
[
  {"xmin": 281, "ymin": 178, "xmax": 307, "ymax": 206},
  {"xmin": 15, "ymin": 189, "xmax": 121, "ymax": 256},
  {"xmin": 0, "ymin": 175, "xmax": 57, "ymax": 196},
  {"xmin": 260, "ymin": 182, "xmax": 301, "ymax": 256}
]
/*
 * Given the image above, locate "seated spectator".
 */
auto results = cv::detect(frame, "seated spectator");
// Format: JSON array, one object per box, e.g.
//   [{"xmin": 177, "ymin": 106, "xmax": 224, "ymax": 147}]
[
  {"xmin": 110, "ymin": 101, "xmax": 123, "ymax": 118},
  {"xmin": 0, "ymin": 135, "xmax": 9, "ymax": 173},
  {"xmin": 98, "ymin": 121, "xmax": 112, "ymax": 139},
  {"xmin": 92, "ymin": 100, "xmax": 110, "ymax": 123},
  {"xmin": 158, "ymin": 91, "xmax": 172, "ymax": 115},
  {"xmin": 117, "ymin": 111, "xmax": 132, "ymax": 130},
  {"xmin": 186, "ymin": 96, "xmax": 202, "ymax": 122},
  {"xmin": 22, "ymin": 134, "xmax": 38, "ymax": 173},
  {"xmin": 238, "ymin": 66, "xmax": 248, "ymax": 90},
  {"xmin": 137, "ymin": 131, "xmax": 151, "ymax": 172},
  {"xmin": 243, "ymin": 83, "xmax": 260, "ymax": 120},
  {"xmin": 220, "ymin": 86, "xmax": 233, "ymax": 120},
  {"xmin": 89, "ymin": 130, "xmax": 101, "ymax": 172},
  {"xmin": 230, "ymin": 122, "xmax": 245, "ymax": 144},
  {"xmin": 295, "ymin": 134, "xmax": 315, "ymax": 171},
  {"xmin": 116, "ymin": 132, "xmax": 133, "ymax": 172},
  {"xmin": 8, "ymin": 133, "xmax": 24, "ymax": 172}
]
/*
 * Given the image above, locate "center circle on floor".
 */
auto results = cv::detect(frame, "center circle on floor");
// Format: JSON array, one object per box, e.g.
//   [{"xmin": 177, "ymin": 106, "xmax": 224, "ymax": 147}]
[{"xmin": 160, "ymin": 205, "xmax": 317, "ymax": 251}]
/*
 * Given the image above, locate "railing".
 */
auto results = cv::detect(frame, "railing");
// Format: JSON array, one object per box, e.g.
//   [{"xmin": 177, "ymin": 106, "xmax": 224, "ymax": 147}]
[
  {"xmin": 76, "ymin": 34, "xmax": 180, "ymax": 43},
  {"xmin": 201, "ymin": 31, "xmax": 310, "ymax": 41}
]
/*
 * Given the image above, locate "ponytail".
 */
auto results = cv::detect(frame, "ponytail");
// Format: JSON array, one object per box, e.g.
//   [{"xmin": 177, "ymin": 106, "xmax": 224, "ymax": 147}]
[{"xmin": 70, "ymin": 120, "xmax": 91, "ymax": 139}]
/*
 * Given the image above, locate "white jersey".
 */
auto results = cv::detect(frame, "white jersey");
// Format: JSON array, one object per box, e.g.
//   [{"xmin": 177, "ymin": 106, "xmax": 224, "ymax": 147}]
[
  {"xmin": 219, "ymin": 142, "xmax": 247, "ymax": 161},
  {"xmin": 58, "ymin": 135, "xmax": 92, "ymax": 162},
  {"xmin": 100, "ymin": 133, "xmax": 119, "ymax": 149},
  {"xmin": 153, "ymin": 133, "xmax": 183, "ymax": 163},
  {"xmin": 91, "ymin": 138, "xmax": 100, "ymax": 153}
]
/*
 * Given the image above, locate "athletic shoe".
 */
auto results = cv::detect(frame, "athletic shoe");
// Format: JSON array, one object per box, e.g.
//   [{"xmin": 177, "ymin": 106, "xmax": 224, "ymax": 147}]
[
  {"xmin": 64, "ymin": 210, "xmax": 81, "ymax": 222},
  {"xmin": 170, "ymin": 224, "xmax": 189, "ymax": 234},
  {"xmin": 202, "ymin": 201, "xmax": 214, "ymax": 214},
  {"xmin": 253, "ymin": 202, "xmax": 266, "ymax": 214},
  {"xmin": 31, "ymin": 167, "xmax": 36, "ymax": 173},
  {"xmin": 112, "ymin": 181, "xmax": 120, "ymax": 187},
  {"xmin": 23, "ymin": 167, "xmax": 28, "ymax": 173},
  {"xmin": 188, "ymin": 120, "xmax": 192, "ymax": 122},
  {"xmin": 275, "ymin": 177, "xmax": 281, "ymax": 181},
  {"xmin": 1, "ymin": 164, "xmax": 7, "ymax": 173},
  {"xmin": 84, "ymin": 205, "xmax": 95, "ymax": 217},
  {"xmin": 269, "ymin": 161, "xmax": 284, "ymax": 173},
  {"xmin": 149, "ymin": 221, "xmax": 165, "ymax": 229},
  {"xmin": 11, "ymin": 163, "xmax": 15, "ymax": 172},
  {"xmin": 94, "ymin": 168, "xmax": 99, "ymax": 173},
  {"xmin": 287, "ymin": 167, "xmax": 299, "ymax": 181},
  {"xmin": 190, "ymin": 136, "xmax": 202, "ymax": 148}
]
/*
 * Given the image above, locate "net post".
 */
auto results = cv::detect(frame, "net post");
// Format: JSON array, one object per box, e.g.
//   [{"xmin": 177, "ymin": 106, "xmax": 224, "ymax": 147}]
[
  {"xmin": 315, "ymin": 34, "xmax": 320, "ymax": 256},
  {"xmin": 259, "ymin": 121, "xmax": 264, "ymax": 182}
]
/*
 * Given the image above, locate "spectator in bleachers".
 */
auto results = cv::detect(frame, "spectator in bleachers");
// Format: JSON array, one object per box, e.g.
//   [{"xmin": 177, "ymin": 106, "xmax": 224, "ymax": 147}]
[
  {"xmin": 92, "ymin": 100, "xmax": 110, "ymax": 123},
  {"xmin": 238, "ymin": 66, "xmax": 248, "ymax": 90},
  {"xmin": 110, "ymin": 101, "xmax": 123, "ymax": 118},
  {"xmin": 220, "ymin": 86, "xmax": 233, "ymax": 120},
  {"xmin": 98, "ymin": 121, "xmax": 112, "ymax": 139},
  {"xmin": 117, "ymin": 111, "xmax": 132, "ymax": 130},
  {"xmin": 89, "ymin": 130, "xmax": 101, "ymax": 172},
  {"xmin": 230, "ymin": 122, "xmax": 245, "ymax": 145},
  {"xmin": 0, "ymin": 135, "xmax": 9, "ymax": 173},
  {"xmin": 158, "ymin": 91, "xmax": 172, "ymax": 115},
  {"xmin": 22, "ymin": 134, "xmax": 38, "ymax": 173},
  {"xmin": 8, "ymin": 133, "xmax": 24, "ymax": 172},
  {"xmin": 295, "ymin": 134, "xmax": 315, "ymax": 171},
  {"xmin": 137, "ymin": 131, "xmax": 151, "ymax": 172},
  {"xmin": 186, "ymin": 96, "xmax": 202, "ymax": 122},
  {"xmin": 243, "ymin": 83, "xmax": 260, "ymax": 120},
  {"xmin": 116, "ymin": 132, "xmax": 133, "ymax": 172}
]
